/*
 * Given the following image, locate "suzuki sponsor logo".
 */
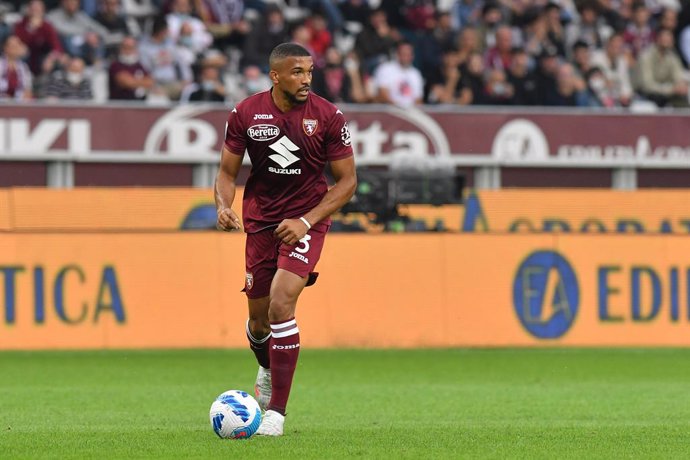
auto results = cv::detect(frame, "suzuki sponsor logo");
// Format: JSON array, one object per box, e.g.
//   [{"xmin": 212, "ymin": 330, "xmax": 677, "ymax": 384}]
[
  {"xmin": 268, "ymin": 135, "xmax": 301, "ymax": 174},
  {"xmin": 247, "ymin": 124, "xmax": 280, "ymax": 142},
  {"xmin": 268, "ymin": 167, "xmax": 301, "ymax": 174}
]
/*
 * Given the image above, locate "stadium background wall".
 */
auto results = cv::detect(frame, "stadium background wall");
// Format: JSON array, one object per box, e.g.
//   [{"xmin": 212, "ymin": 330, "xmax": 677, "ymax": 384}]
[{"xmin": 2, "ymin": 188, "xmax": 690, "ymax": 349}]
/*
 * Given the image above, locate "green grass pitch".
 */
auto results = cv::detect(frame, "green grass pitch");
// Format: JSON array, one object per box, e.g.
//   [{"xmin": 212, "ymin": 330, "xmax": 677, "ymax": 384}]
[{"xmin": 2, "ymin": 348, "xmax": 690, "ymax": 459}]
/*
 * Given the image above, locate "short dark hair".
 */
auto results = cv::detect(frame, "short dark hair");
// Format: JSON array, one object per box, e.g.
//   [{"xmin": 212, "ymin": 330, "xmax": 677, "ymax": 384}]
[
  {"xmin": 152, "ymin": 14, "xmax": 168, "ymax": 36},
  {"xmin": 269, "ymin": 43, "xmax": 311, "ymax": 69}
]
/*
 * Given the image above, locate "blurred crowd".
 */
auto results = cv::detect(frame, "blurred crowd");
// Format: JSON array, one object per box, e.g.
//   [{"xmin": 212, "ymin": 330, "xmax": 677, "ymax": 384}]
[{"xmin": 0, "ymin": 0, "xmax": 689, "ymax": 108}]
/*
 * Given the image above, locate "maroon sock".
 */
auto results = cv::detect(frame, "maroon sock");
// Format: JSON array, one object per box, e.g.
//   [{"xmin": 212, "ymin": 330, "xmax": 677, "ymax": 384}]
[
  {"xmin": 268, "ymin": 318, "xmax": 300, "ymax": 416},
  {"xmin": 246, "ymin": 320, "xmax": 271, "ymax": 369}
]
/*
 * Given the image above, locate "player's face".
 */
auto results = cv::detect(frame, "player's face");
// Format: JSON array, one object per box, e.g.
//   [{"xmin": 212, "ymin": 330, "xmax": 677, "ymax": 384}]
[{"xmin": 272, "ymin": 56, "xmax": 313, "ymax": 105}]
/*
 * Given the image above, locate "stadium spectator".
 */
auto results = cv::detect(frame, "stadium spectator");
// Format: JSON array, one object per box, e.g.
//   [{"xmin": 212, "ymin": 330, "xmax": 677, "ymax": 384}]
[
  {"xmin": 476, "ymin": 1, "xmax": 504, "ymax": 52},
  {"xmin": 242, "ymin": 4, "xmax": 289, "ymax": 71},
  {"xmin": 377, "ymin": 0, "xmax": 407, "ymax": 31},
  {"xmin": 623, "ymin": 2, "xmax": 655, "ymax": 58},
  {"xmin": 0, "ymin": 35, "xmax": 33, "ymax": 100},
  {"xmin": 596, "ymin": 0, "xmax": 628, "ymax": 32},
  {"xmin": 571, "ymin": 39, "xmax": 594, "ymax": 78},
  {"xmin": 47, "ymin": 0, "xmax": 109, "ymax": 65},
  {"xmin": 483, "ymin": 68, "xmax": 514, "ymax": 105},
  {"xmin": 402, "ymin": 0, "xmax": 436, "ymax": 32},
  {"xmin": 94, "ymin": 0, "xmax": 134, "ymax": 58},
  {"xmin": 583, "ymin": 66, "xmax": 617, "ymax": 107},
  {"xmin": 565, "ymin": 1, "xmax": 612, "ymax": 51},
  {"xmin": 193, "ymin": 0, "xmax": 250, "ymax": 51},
  {"xmin": 534, "ymin": 45, "xmax": 560, "ymax": 105},
  {"xmin": 450, "ymin": 0, "xmax": 483, "ymax": 30},
  {"xmin": 305, "ymin": 14, "xmax": 331, "ymax": 65},
  {"xmin": 544, "ymin": 2, "xmax": 567, "ymax": 57},
  {"xmin": 657, "ymin": 7, "xmax": 679, "ymax": 32},
  {"xmin": 590, "ymin": 33, "xmax": 633, "ymax": 106},
  {"xmin": 679, "ymin": 21, "xmax": 690, "ymax": 66},
  {"xmin": 290, "ymin": 22, "xmax": 318, "ymax": 66},
  {"xmin": 635, "ymin": 28, "xmax": 689, "ymax": 107},
  {"xmin": 372, "ymin": 41, "xmax": 423, "ymax": 107},
  {"xmin": 461, "ymin": 51, "xmax": 487, "ymax": 104},
  {"xmin": 455, "ymin": 25, "xmax": 479, "ymax": 68},
  {"xmin": 0, "ymin": 6, "xmax": 12, "ymax": 46},
  {"xmin": 425, "ymin": 48, "xmax": 470, "ymax": 105},
  {"xmin": 338, "ymin": 0, "xmax": 370, "ymax": 26},
  {"xmin": 297, "ymin": 0, "xmax": 344, "ymax": 33},
  {"xmin": 108, "ymin": 35, "xmax": 153, "ymax": 100},
  {"xmin": 544, "ymin": 62, "xmax": 587, "ymax": 106},
  {"xmin": 166, "ymin": 0, "xmax": 213, "ymax": 55},
  {"xmin": 14, "ymin": 0, "xmax": 66, "ymax": 76},
  {"xmin": 43, "ymin": 56, "xmax": 92, "ymax": 100},
  {"xmin": 485, "ymin": 25, "xmax": 515, "ymax": 71},
  {"xmin": 311, "ymin": 47, "xmax": 368, "ymax": 103},
  {"xmin": 507, "ymin": 47, "xmax": 539, "ymax": 105},
  {"xmin": 416, "ymin": 11, "xmax": 457, "ymax": 85},
  {"xmin": 180, "ymin": 61, "xmax": 225, "ymax": 102},
  {"xmin": 233, "ymin": 63, "xmax": 271, "ymax": 100},
  {"xmin": 138, "ymin": 15, "xmax": 192, "ymax": 100},
  {"xmin": 353, "ymin": 8, "xmax": 398, "ymax": 75},
  {"xmin": 523, "ymin": 8, "xmax": 551, "ymax": 59}
]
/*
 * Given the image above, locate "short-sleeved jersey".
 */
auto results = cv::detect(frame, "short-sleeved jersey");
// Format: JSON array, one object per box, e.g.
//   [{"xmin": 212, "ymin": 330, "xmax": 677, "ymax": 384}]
[{"xmin": 224, "ymin": 89, "xmax": 353, "ymax": 233}]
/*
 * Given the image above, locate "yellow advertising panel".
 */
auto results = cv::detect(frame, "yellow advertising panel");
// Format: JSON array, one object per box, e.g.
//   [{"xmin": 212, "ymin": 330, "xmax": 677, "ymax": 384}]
[
  {"xmin": 405, "ymin": 189, "xmax": 690, "ymax": 233},
  {"xmin": 2, "ymin": 232, "xmax": 690, "ymax": 349},
  {"xmin": 3, "ymin": 188, "xmax": 690, "ymax": 234},
  {"xmin": 460, "ymin": 189, "xmax": 690, "ymax": 234},
  {"xmin": 0, "ymin": 190, "xmax": 9, "ymax": 231},
  {"xmin": 5, "ymin": 188, "xmax": 216, "ymax": 231}
]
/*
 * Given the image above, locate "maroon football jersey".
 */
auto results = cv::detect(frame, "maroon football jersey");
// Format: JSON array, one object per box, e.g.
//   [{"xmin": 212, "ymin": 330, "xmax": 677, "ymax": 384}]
[{"xmin": 224, "ymin": 89, "xmax": 353, "ymax": 233}]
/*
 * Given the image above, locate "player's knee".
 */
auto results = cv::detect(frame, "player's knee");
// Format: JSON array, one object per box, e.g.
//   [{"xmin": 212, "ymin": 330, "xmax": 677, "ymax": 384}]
[
  {"xmin": 248, "ymin": 318, "xmax": 270, "ymax": 339},
  {"xmin": 268, "ymin": 295, "xmax": 295, "ymax": 322}
]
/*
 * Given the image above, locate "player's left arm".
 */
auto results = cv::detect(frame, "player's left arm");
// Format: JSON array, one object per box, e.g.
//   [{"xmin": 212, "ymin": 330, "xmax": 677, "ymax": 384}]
[{"xmin": 274, "ymin": 156, "xmax": 357, "ymax": 245}]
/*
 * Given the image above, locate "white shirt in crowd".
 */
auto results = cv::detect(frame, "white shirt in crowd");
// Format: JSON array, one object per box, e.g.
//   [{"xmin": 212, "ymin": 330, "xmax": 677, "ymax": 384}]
[{"xmin": 373, "ymin": 60, "xmax": 424, "ymax": 108}]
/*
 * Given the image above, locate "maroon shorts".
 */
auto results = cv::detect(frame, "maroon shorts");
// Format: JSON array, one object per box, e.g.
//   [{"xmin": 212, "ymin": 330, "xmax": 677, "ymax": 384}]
[{"xmin": 243, "ymin": 226, "xmax": 328, "ymax": 299}]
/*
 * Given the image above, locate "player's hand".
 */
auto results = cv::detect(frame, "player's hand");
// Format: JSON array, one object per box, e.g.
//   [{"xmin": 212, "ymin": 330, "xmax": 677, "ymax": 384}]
[
  {"xmin": 274, "ymin": 218, "xmax": 309, "ymax": 245},
  {"xmin": 217, "ymin": 208, "xmax": 241, "ymax": 231}
]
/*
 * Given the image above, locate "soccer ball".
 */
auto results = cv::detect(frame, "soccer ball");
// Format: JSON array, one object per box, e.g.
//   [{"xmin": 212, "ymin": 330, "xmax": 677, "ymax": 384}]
[{"xmin": 209, "ymin": 390, "xmax": 262, "ymax": 439}]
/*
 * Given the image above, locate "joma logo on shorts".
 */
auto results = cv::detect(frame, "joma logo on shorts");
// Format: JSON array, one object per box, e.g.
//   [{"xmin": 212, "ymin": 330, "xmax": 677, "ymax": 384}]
[
  {"xmin": 247, "ymin": 124, "xmax": 280, "ymax": 141},
  {"xmin": 289, "ymin": 251, "xmax": 309, "ymax": 264}
]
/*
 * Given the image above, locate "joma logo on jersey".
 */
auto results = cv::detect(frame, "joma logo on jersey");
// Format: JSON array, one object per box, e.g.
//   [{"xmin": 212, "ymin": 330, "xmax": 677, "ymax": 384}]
[
  {"xmin": 253, "ymin": 114, "xmax": 274, "ymax": 120},
  {"xmin": 288, "ymin": 251, "xmax": 309, "ymax": 264},
  {"xmin": 268, "ymin": 135, "xmax": 302, "ymax": 174},
  {"xmin": 247, "ymin": 124, "xmax": 280, "ymax": 141}
]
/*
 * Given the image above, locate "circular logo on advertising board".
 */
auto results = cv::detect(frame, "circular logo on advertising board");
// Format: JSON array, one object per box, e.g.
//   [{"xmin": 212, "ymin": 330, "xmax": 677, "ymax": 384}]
[
  {"xmin": 513, "ymin": 250, "xmax": 579, "ymax": 339},
  {"xmin": 491, "ymin": 119, "xmax": 549, "ymax": 161}
]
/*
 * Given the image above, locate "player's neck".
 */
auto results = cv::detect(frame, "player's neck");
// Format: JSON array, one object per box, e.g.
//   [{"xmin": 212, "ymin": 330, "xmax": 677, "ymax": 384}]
[{"xmin": 270, "ymin": 88, "xmax": 297, "ymax": 113}]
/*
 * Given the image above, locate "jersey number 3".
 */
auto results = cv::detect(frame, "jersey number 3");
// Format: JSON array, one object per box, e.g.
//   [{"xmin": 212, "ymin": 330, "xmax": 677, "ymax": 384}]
[{"xmin": 295, "ymin": 234, "xmax": 311, "ymax": 254}]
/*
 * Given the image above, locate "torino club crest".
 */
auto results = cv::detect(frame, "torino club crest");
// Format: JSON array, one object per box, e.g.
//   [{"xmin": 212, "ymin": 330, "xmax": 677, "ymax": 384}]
[{"xmin": 302, "ymin": 119, "xmax": 318, "ymax": 136}]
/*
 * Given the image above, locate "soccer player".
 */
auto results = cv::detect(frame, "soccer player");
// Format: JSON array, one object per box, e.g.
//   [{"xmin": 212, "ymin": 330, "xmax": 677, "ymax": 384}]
[{"xmin": 214, "ymin": 43, "xmax": 356, "ymax": 436}]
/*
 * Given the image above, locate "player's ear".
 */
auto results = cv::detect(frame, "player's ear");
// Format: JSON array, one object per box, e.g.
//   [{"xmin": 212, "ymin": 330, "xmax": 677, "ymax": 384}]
[{"xmin": 269, "ymin": 69, "xmax": 279, "ymax": 85}]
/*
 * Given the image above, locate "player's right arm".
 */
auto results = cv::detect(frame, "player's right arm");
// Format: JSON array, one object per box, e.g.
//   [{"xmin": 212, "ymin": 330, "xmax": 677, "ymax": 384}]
[{"xmin": 214, "ymin": 145, "xmax": 243, "ymax": 231}]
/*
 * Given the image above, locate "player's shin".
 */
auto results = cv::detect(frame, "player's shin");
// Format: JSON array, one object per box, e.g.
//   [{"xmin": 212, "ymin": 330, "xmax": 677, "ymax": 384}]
[
  {"xmin": 246, "ymin": 319, "xmax": 271, "ymax": 369},
  {"xmin": 267, "ymin": 318, "xmax": 300, "ymax": 416}
]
